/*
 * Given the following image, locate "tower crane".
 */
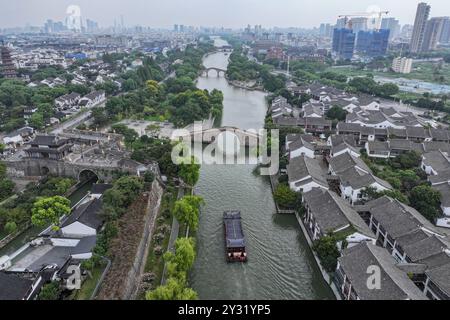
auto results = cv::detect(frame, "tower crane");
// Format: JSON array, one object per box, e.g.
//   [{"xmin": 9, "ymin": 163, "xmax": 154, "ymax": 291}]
[{"xmin": 338, "ymin": 11, "xmax": 389, "ymax": 30}]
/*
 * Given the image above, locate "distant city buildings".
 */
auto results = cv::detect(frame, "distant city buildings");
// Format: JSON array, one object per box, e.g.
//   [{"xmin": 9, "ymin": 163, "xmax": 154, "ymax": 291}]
[
  {"xmin": 392, "ymin": 57, "xmax": 413, "ymax": 74},
  {"xmin": 332, "ymin": 28, "xmax": 356, "ymax": 60},
  {"xmin": 350, "ymin": 17, "xmax": 368, "ymax": 34},
  {"xmin": 381, "ymin": 17, "xmax": 401, "ymax": 40},
  {"xmin": 410, "ymin": 2, "xmax": 431, "ymax": 53},
  {"xmin": 355, "ymin": 29, "xmax": 390, "ymax": 58},
  {"xmin": 319, "ymin": 23, "xmax": 333, "ymax": 37},
  {"xmin": 422, "ymin": 17, "xmax": 447, "ymax": 52}
]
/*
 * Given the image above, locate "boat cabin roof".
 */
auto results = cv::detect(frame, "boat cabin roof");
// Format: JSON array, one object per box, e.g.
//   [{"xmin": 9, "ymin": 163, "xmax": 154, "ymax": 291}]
[{"xmin": 224, "ymin": 211, "xmax": 245, "ymax": 248}]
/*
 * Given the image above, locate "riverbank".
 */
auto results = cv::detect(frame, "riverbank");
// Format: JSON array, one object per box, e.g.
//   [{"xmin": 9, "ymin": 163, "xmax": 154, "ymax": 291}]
[{"xmin": 295, "ymin": 211, "xmax": 341, "ymax": 300}]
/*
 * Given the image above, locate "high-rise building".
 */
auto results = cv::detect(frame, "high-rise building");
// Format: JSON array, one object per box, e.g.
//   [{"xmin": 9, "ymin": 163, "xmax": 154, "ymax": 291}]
[
  {"xmin": 335, "ymin": 18, "xmax": 347, "ymax": 29},
  {"xmin": 86, "ymin": 19, "xmax": 99, "ymax": 33},
  {"xmin": 381, "ymin": 18, "xmax": 401, "ymax": 40},
  {"xmin": 319, "ymin": 23, "xmax": 333, "ymax": 37},
  {"xmin": 350, "ymin": 17, "xmax": 368, "ymax": 34},
  {"xmin": 356, "ymin": 29, "xmax": 390, "ymax": 57},
  {"xmin": 332, "ymin": 28, "xmax": 356, "ymax": 60},
  {"xmin": 440, "ymin": 17, "xmax": 450, "ymax": 44},
  {"xmin": 422, "ymin": 17, "xmax": 446, "ymax": 52},
  {"xmin": 392, "ymin": 57, "xmax": 413, "ymax": 74},
  {"xmin": 174, "ymin": 24, "xmax": 179, "ymax": 32},
  {"xmin": 410, "ymin": 2, "xmax": 431, "ymax": 53},
  {"xmin": 1, "ymin": 43, "xmax": 17, "ymax": 79}
]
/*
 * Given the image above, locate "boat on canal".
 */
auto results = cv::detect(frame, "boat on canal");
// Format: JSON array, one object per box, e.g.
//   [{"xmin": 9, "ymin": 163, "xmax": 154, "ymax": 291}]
[{"xmin": 223, "ymin": 211, "xmax": 247, "ymax": 262}]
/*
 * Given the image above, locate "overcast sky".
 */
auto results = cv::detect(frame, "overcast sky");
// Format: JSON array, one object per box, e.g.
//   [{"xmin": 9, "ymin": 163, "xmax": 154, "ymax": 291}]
[{"xmin": 1, "ymin": 0, "xmax": 450, "ymax": 29}]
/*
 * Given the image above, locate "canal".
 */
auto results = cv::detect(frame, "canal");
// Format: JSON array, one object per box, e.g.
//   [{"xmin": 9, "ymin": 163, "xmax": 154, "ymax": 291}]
[{"xmin": 189, "ymin": 38, "xmax": 334, "ymax": 300}]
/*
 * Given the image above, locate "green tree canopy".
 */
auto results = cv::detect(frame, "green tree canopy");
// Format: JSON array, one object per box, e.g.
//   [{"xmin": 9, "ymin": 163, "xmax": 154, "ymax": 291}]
[
  {"xmin": 409, "ymin": 185, "xmax": 441, "ymax": 222},
  {"xmin": 312, "ymin": 235, "xmax": 340, "ymax": 273},
  {"xmin": 31, "ymin": 196, "xmax": 71, "ymax": 228},
  {"xmin": 273, "ymin": 184, "xmax": 298, "ymax": 209},
  {"xmin": 145, "ymin": 276, "xmax": 198, "ymax": 300},
  {"xmin": 173, "ymin": 195, "xmax": 204, "ymax": 231},
  {"xmin": 178, "ymin": 157, "xmax": 200, "ymax": 188},
  {"xmin": 38, "ymin": 282, "xmax": 61, "ymax": 300}
]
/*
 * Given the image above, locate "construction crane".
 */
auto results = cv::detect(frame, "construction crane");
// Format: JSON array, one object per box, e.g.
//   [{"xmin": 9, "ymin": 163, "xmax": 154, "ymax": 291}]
[{"xmin": 338, "ymin": 11, "xmax": 389, "ymax": 31}]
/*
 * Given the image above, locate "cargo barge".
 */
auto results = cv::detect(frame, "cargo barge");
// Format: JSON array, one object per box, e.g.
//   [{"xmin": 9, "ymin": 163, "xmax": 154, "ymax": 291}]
[{"xmin": 223, "ymin": 211, "xmax": 247, "ymax": 262}]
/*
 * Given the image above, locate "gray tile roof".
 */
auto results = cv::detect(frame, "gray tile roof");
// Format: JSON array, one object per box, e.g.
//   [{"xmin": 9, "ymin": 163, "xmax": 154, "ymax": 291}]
[
  {"xmin": 61, "ymin": 198, "xmax": 104, "ymax": 230},
  {"xmin": 0, "ymin": 272, "xmax": 34, "ymax": 300},
  {"xmin": 429, "ymin": 169, "xmax": 450, "ymax": 185},
  {"xmin": 289, "ymin": 135, "xmax": 315, "ymax": 152},
  {"xmin": 367, "ymin": 141, "xmax": 390, "ymax": 154},
  {"xmin": 425, "ymin": 262, "xmax": 450, "ymax": 296},
  {"xmin": 287, "ymin": 156, "xmax": 328, "ymax": 187},
  {"xmin": 338, "ymin": 167, "xmax": 392, "ymax": 190},
  {"xmin": 367, "ymin": 196, "xmax": 445, "ymax": 239},
  {"xmin": 338, "ymin": 242, "xmax": 426, "ymax": 300},
  {"xmin": 423, "ymin": 141, "xmax": 450, "ymax": 154},
  {"xmin": 422, "ymin": 151, "xmax": 450, "ymax": 173},
  {"xmin": 396, "ymin": 229, "xmax": 430, "ymax": 249},
  {"xmin": 430, "ymin": 129, "xmax": 450, "ymax": 142},
  {"xmin": 406, "ymin": 126, "xmax": 430, "ymax": 139},
  {"xmin": 419, "ymin": 252, "xmax": 450, "ymax": 270},
  {"xmin": 402, "ymin": 236, "xmax": 446, "ymax": 262},
  {"xmin": 303, "ymin": 188, "xmax": 375, "ymax": 237},
  {"xmin": 432, "ymin": 184, "xmax": 450, "ymax": 207},
  {"xmin": 329, "ymin": 152, "xmax": 372, "ymax": 175}
]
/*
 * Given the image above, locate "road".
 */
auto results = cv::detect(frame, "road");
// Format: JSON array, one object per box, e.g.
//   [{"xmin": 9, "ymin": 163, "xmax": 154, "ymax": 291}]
[{"xmin": 49, "ymin": 100, "xmax": 107, "ymax": 135}]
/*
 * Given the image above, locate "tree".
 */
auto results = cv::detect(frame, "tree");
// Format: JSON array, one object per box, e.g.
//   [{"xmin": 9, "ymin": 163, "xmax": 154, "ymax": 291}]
[
  {"xmin": 4, "ymin": 221, "xmax": 17, "ymax": 234},
  {"xmin": 145, "ymin": 276, "xmax": 198, "ymax": 300},
  {"xmin": 38, "ymin": 282, "xmax": 61, "ymax": 300},
  {"xmin": 29, "ymin": 112, "xmax": 45, "ymax": 130},
  {"xmin": 146, "ymin": 80, "xmax": 160, "ymax": 96},
  {"xmin": 173, "ymin": 195, "xmax": 204, "ymax": 231},
  {"xmin": 312, "ymin": 235, "xmax": 340, "ymax": 273},
  {"xmin": 0, "ymin": 179, "xmax": 15, "ymax": 201},
  {"xmin": 165, "ymin": 237, "xmax": 196, "ymax": 275},
  {"xmin": 178, "ymin": 157, "xmax": 200, "ymax": 189},
  {"xmin": 361, "ymin": 186, "xmax": 408, "ymax": 204},
  {"xmin": 144, "ymin": 171, "xmax": 155, "ymax": 184},
  {"xmin": 409, "ymin": 185, "xmax": 441, "ymax": 222},
  {"xmin": 391, "ymin": 151, "xmax": 421, "ymax": 169},
  {"xmin": 91, "ymin": 107, "xmax": 109, "ymax": 128},
  {"xmin": 31, "ymin": 196, "xmax": 71, "ymax": 229},
  {"xmin": 273, "ymin": 184, "xmax": 298, "ymax": 209},
  {"xmin": 114, "ymin": 176, "xmax": 144, "ymax": 205},
  {"xmin": 326, "ymin": 106, "xmax": 347, "ymax": 121}
]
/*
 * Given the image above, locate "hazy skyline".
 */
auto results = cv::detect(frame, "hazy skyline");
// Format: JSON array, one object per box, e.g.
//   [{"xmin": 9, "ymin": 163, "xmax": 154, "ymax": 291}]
[{"xmin": 1, "ymin": 0, "xmax": 450, "ymax": 29}]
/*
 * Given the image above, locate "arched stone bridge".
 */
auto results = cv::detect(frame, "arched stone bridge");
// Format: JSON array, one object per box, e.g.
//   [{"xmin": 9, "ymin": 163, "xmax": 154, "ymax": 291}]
[
  {"xmin": 175, "ymin": 126, "xmax": 262, "ymax": 147},
  {"xmin": 201, "ymin": 67, "xmax": 227, "ymax": 77},
  {"xmin": 5, "ymin": 157, "xmax": 158, "ymax": 183}
]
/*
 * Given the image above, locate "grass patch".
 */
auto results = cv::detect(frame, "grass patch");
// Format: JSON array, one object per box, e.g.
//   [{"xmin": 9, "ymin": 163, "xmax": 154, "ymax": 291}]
[
  {"xmin": 327, "ymin": 61, "xmax": 450, "ymax": 85},
  {"xmin": 72, "ymin": 263, "xmax": 106, "ymax": 300}
]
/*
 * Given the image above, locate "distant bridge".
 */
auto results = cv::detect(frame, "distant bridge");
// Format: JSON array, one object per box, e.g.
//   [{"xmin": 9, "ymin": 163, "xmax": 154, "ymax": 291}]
[
  {"xmin": 217, "ymin": 46, "xmax": 233, "ymax": 52},
  {"xmin": 201, "ymin": 67, "xmax": 227, "ymax": 77},
  {"xmin": 175, "ymin": 126, "xmax": 262, "ymax": 147}
]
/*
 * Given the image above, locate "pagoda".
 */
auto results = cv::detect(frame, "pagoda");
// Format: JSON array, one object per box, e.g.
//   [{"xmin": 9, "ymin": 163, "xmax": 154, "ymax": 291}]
[{"xmin": 1, "ymin": 42, "xmax": 17, "ymax": 79}]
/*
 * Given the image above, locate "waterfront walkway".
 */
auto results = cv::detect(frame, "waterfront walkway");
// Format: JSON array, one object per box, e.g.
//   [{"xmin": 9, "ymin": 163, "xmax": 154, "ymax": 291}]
[{"xmin": 160, "ymin": 187, "xmax": 184, "ymax": 285}]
